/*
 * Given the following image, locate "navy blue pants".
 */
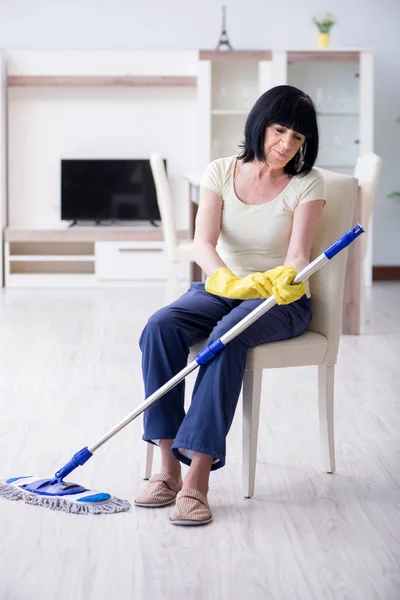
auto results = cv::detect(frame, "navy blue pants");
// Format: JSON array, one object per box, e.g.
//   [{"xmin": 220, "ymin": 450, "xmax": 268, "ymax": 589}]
[{"xmin": 139, "ymin": 282, "xmax": 312, "ymax": 471}]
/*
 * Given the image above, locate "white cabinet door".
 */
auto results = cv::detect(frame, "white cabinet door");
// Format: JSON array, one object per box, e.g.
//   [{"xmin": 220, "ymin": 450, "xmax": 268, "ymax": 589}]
[
  {"xmin": 197, "ymin": 52, "xmax": 273, "ymax": 170},
  {"xmin": 95, "ymin": 241, "xmax": 168, "ymax": 280}
]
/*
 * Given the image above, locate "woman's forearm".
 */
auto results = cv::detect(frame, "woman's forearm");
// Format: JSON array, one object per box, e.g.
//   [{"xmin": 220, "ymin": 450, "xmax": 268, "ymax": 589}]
[
  {"xmin": 284, "ymin": 254, "xmax": 310, "ymax": 274},
  {"xmin": 194, "ymin": 242, "xmax": 227, "ymax": 278},
  {"xmin": 195, "ymin": 246, "xmax": 309, "ymax": 280}
]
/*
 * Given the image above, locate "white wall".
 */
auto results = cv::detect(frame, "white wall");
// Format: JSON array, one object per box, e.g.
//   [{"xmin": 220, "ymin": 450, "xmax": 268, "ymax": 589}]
[
  {"xmin": 0, "ymin": 52, "xmax": 6, "ymax": 285},
  {"xmin": 1, "ymin": 0, "xmax": 400, "ymax": 263}
]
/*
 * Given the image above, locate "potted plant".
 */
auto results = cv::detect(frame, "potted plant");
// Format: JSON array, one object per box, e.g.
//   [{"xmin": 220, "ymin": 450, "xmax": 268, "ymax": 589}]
[{"xmin": 313, "ymin": 12, "xmax": 336, "ymax": 48}]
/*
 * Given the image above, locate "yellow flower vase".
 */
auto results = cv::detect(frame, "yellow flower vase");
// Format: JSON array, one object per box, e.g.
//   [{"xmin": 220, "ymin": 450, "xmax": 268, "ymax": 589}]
[{"xmin": 317, "ymin": 32, "xmax": 330, "ymax": 48}]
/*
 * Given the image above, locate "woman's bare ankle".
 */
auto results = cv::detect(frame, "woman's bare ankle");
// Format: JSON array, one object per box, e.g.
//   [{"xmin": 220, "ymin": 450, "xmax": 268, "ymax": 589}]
[
  {"xmin": 159, "ymin": 439, "xmax": 182, "ymax": 484},
  {"xmin": 182, "ymin": 452, "xmax": 213, "ymax": 498}
]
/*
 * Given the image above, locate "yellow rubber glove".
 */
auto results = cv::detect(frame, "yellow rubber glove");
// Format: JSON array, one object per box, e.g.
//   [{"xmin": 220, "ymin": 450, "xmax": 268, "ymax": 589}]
[
  {"xmin": 264, "ymin": 266, "xmax": 306, "ymax": 305},
  {"xmin": 205, "ymin": 267, "xmax": 271, "ymax": 300},
  {"xmin": 205, "ymin": 266, "xmax": 306, "ymax": 305}
]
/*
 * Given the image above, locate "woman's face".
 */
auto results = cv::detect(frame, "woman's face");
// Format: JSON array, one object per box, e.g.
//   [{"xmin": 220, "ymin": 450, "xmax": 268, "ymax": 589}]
[{"xmin": 263, "ymin": 123, "xmax": 306, "ymax": 168}]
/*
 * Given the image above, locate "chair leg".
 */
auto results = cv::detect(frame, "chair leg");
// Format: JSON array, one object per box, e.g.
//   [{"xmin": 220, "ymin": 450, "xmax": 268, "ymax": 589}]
[
  {"xmin": 144, "ymin": 442, "xmax": 155, "ymax": 480},
  {"xmin": 361, "ymin": 271, "xmax": 372, "ymax": 325},
  {"xmin": 242, "ymin": 368, "xmax": 263, "ymax": 498},
  {"xmin": 318, "ymin": 364, "xmax": 336, "ymax": 474}
]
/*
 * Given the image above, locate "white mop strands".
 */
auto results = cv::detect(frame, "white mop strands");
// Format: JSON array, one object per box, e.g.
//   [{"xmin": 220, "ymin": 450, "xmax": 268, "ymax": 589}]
[
  {"xmin": 0, "ymin": 446, "xmax": 131, "ymax": 514},
  {"xmin": 0, "ymin": 476, "xmax": 130, "ymax": 515}
]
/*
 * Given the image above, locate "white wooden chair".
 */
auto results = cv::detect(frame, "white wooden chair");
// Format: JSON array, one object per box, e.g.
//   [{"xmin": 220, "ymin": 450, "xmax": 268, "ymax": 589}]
[
  {"xmin": 353, "ymin": 152, "xmax": 382, "ymax": 288},
  {"xmin": 150, "ymin": 152, "xmax": 195, "ymax": 302},
  {"xmin": 144, "ymin": 168, "xmax": 358, "ymax": 498},
  {"xmin": 353, "ymin": 153, "xmax": 382, "ymax": 324}
]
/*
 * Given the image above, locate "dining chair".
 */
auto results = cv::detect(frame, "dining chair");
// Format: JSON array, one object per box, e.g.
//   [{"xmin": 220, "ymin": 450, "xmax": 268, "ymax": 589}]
[
  {"xmin": 150, "ymin": 152, "xmax": 195, "ymax": 302},
  {"xmin": 353, "ymin": 152, "xmax": 382, "ymax": 322},
  {"xmin": 144, "ymin": 168, "xmax": 358, "ymax": 498}
]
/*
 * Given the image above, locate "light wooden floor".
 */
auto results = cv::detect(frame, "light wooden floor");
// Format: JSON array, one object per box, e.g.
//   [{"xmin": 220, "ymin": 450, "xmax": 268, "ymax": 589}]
[{"xmin": 0, "ymin": 283, "xmax": 399, "ymax": 600}]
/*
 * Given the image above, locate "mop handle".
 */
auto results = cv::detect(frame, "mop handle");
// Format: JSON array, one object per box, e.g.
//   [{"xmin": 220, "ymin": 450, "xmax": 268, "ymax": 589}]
[
  {"xmin": 54, "ymin": 224, "xmax": 364, "ymax": 479},
  {"xmin": 87, "ymin": 223, "xmax": 364, "ymax": 453}
]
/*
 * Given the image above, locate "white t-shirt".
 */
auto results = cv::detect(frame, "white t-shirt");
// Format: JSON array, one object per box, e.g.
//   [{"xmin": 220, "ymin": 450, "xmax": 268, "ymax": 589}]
[{"xmin": 200, "ymin": 155, "xmax": 326, "ymax": 297}]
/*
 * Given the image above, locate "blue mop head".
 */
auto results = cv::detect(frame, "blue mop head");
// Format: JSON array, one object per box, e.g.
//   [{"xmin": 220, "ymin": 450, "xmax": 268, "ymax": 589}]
[{"xmin": 0, "ymin": 476, "xmax": 130, "ymax": 515}]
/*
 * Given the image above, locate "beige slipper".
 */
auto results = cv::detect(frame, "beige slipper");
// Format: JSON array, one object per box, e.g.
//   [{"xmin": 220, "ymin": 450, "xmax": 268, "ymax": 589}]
[
  {"xmin": 134, "ymin": 472, "xmax": 182, "ymax": 508},
  {"xmin": 169, "ymin": 489, "xmax": 212, "ymax": 526}
]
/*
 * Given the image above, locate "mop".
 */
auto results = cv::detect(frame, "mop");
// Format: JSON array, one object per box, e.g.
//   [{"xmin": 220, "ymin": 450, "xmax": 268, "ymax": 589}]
[{"xmin": 0, "ymin": 225, "xmax": 364, "ymax": 515}]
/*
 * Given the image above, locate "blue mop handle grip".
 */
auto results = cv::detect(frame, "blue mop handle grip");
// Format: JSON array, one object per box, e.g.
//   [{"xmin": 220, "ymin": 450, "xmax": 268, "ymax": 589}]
[
  {"xmin": 54, "ymin": 446, "xmax": 93, "ymax": 481},
  {"xmin": 324, "ymin": 223, "xmax": 365, "ymax": 260}
]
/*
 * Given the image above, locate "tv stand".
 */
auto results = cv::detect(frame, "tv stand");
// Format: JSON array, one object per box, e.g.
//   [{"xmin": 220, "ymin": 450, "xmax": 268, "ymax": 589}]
[
  {"xmin": 68, "ymin": 221, "xmax": 77, "ymax": 228},
  {"xmin": 4, "ymin": 226, "xmax": 189, "ymax": 288}
]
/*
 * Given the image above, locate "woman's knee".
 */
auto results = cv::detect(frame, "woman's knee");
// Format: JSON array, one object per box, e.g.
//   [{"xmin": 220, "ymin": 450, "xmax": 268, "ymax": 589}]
[
  {"xmin": 148, "ymin": 306, "xmax": 174, "ymax": 328},
  {"xmin": 139, "ymin": 306, "xmax": 175, "ymax": 346}
]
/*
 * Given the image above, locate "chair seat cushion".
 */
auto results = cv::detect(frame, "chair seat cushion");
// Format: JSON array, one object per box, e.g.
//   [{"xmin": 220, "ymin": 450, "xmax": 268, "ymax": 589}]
[
  {"xmin": 245, "ymin": 331, "xmax": 328, "ymax": 369},
  {"xmin": 190, "ymin": 331, "xmax": 328, "ymax": 370}
]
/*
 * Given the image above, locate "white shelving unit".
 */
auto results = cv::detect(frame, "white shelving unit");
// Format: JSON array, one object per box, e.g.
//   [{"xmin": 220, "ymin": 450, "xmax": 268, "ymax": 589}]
[
  {"xmin": 197, "ymin": 51, "xmax": 273, "ymax": 169},
  {"xmin": 282, "ymin": 49, "xmax": 374, "ymax": 283},
  {"xmin": 197, "ymin": 48, "xmax": 373, "ymax": 176},
  {"xmin": 0, "ymin": 50, "xmax": 199, "ymax": 288},
  {"xmin": 5, "ymin": 237, "xmax": 96, "ymax": 287},
  {"xmin": 0, "ymin": 49, "xmax": 375, "ymax": 288},
  {"xmin": 283, "ymin": 51, "xmax": 373, "ymax": 175}
]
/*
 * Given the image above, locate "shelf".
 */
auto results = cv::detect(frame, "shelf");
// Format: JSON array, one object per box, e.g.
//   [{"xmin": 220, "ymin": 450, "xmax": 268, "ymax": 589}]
[
  {"xmin": 200, "ymin": 50, "xmax": 271, "ymax": 61},
  {"xmin": 9, "ymin": 261, "xmax": 95, "ymax": 275},
  {"xmin": 8, "ymin": 255, "xmax": 95, "ymax": 262},
  {"xmin": 4, "ymin": 227, "xmax": 189, "ymax": 243},
  {"xmin": 317, "ymin": 112, "xmax": 359, "ymax": 117},
  {"xmin": 318, "ymin": 165, "xmax": 355, "ymax": 170},
  {"xmin": 8, "ymin": 75, "xmax": 197, "ymax": 88},
  {"xmin": 5, "ymin": 274, "xmax": 96, "ymax": 287},
  {"xmin": 202, "ymin": 49, "xmax": 359, "ymax": 63},
  {"xmin": 211, "ymin": 109, "xmax": 249, "ymax": 116},
  {"xmin": 287, "ymin": 51, "xmax": 360, "ymax": 63}
]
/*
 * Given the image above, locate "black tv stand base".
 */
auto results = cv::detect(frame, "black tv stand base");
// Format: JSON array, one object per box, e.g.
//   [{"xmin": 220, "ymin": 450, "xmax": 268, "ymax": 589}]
[{"xmin": 66, "ymin": 220, "xmax": 161, "ymax": 228}]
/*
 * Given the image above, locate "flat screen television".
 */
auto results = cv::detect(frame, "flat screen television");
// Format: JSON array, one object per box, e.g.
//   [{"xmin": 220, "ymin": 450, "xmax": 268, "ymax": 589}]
[{"xmin": 61, "ymin": 159, "xmax": 162, "ymax": 223}]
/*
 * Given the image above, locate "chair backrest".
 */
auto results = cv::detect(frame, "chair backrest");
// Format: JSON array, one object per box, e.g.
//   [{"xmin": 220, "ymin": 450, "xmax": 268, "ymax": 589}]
[
  {"xmin": 308, "ymin": 168, "xmax": 358, "ymax": 364},
  {"xmin": 150, "ymin": 152, "xmax": 179, "ymax": 260},
  {"xmin": 353, "ymin": 152, "xmax": 382, "ymax": 259}
]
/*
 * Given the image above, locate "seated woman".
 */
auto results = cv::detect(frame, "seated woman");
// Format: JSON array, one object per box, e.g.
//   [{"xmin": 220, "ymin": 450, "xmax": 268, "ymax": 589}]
[{"xmin": 135, "ymin": 85, "xmax": 326, "ymax": 526}]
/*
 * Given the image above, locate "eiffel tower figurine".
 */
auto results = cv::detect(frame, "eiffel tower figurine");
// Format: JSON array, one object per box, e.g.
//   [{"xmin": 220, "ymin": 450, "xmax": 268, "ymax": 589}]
[{"xmin": 216, "ymin": 5, "xmax": 233, "ymax": 51}]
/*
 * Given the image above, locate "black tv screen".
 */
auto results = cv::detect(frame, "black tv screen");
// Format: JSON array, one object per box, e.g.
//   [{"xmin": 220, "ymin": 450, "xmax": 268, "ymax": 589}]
[{"xmin": 61, "ymin": 159, "xmax": 162, "ymax": 222}]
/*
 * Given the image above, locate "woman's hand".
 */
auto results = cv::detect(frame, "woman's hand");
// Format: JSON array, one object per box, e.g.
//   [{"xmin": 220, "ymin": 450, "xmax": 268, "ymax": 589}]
[
  {"xmin": 205, "ymin": 267, "xmax": 270, "ymax": 300},
  {"xmin": 205, "ymin": 265, "xmax": 306, "ymax": 304},
  {"xmin": 263, "ymin": 266, "xmax": 306, "ymax": 304}
]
